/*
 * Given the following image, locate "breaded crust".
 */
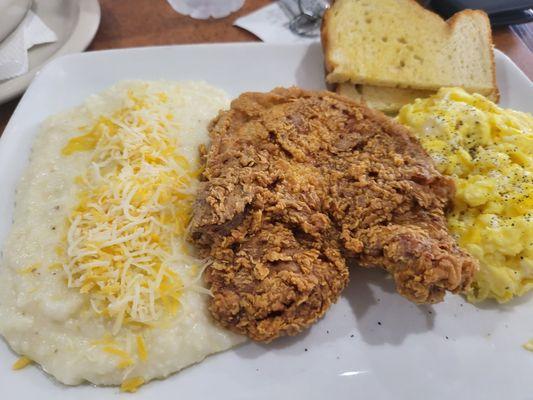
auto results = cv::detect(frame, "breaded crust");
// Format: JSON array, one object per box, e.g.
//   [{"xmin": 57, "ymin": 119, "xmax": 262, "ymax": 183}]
[{"xmin": 190, "ymin": 87, "xmax": 477, "ymax": 342}]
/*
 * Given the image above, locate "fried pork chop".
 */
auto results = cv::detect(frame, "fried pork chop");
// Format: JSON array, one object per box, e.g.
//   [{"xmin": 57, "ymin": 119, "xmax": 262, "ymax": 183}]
[{"xmin": 190, "ymin": 87, "xmax": 477, "ymax": 342}]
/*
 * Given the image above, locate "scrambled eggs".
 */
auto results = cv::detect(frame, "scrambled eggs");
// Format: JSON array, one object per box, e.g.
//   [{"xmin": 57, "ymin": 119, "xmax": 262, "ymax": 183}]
[{"xmin": 398, "ymin": 87, "xmax": 533, "ymax": 303}]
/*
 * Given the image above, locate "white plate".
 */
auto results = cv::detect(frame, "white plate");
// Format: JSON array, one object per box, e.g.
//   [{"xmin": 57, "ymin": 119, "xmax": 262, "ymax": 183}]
[
  {"xmin": 0, "ymin": 43, "xmax": 532, "ymax": 400},
  {"xmin": 0, "ymin": 0, "xmax": 100, "ymax": 105},
  {"xmin": 0, "ymin": 0, "xmax": 31, "ymax": 43}
]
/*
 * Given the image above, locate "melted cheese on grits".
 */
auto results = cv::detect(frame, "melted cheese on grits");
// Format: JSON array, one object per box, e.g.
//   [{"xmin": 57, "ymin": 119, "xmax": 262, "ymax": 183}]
[
  {"xmin": 399, "ymin": 87, "xmax": 533, "ymax": 303},
  {"xmin": 0, "ymin": 81, "xmax": 245, "ymax": 388}
]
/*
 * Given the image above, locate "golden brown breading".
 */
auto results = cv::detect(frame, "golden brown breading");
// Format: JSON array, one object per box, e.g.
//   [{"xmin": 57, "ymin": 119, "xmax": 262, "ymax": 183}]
[{"xmin": 190, "ymin": 87, "xmax": 477, "ymax": 342}]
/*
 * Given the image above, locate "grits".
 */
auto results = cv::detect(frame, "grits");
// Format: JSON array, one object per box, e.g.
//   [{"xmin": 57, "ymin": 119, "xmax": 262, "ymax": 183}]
[{"xmin": 0, "ymin": 81, "xmax": 245, "ymax": 388}]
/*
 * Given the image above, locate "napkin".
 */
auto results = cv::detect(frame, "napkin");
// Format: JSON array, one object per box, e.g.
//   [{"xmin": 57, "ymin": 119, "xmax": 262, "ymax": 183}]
[
  {"xmin": 0, "ymin": 10, "xmax": 57, "ymax": 81},
  {"xmin": 233, "ymin": 2, "xmax": 319, "ymax": 43}
]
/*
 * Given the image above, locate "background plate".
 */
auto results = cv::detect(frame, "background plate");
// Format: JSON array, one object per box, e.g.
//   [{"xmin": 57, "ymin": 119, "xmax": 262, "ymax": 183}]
[
  {"xmin": 0, "ymin": 0, "xmax": 101, "ymax": 105},
  {"xmin": 0, "ymin": 0, "xmax": 31, "ymax": 43},
  {"xmin": 0, "ymin": 43, "xmax": 532, "ymax": 400}
]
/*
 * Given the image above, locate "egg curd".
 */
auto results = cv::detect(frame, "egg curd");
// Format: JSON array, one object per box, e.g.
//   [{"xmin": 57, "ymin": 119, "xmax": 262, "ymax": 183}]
[
  {"xmin": 0, "ymin": 81, "xmax": 244, "ymax": 391},
  {"xmin": 398, "ymin": 87, "xmax": 532, "ymax": 303}
]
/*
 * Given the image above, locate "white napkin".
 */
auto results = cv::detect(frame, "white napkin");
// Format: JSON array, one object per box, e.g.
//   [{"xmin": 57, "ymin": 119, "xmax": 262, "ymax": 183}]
[
  {"xmin": 234, "ymin": 2, "xmax": 319, "ymax": 44},
  {"xmin": 166, "ymin": 0, "xmax": 245, "ymax": 19},
  {"xmin": 0, "ymin": 10, "xmax": 57, "ymax": 81}
]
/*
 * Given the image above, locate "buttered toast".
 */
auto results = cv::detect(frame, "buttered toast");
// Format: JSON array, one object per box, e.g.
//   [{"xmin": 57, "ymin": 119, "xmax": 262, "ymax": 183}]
[{"xmin": 322, "ymin": 0, "xmax": 499, "ymax": 111}]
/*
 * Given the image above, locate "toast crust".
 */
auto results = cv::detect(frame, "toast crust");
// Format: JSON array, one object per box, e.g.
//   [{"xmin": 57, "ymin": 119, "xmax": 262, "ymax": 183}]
[
  {"xmin": 320, "ymin": 2, "xmax": 334, "ymax": 77},
  {"xmin": 446, "ymin": 9, "xmax": 499, "ymax": 102}
]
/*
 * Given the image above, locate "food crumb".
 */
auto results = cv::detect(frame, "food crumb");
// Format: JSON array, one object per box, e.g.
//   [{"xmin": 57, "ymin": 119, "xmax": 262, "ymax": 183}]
[
  {"xmin": 523, "ymin": 340, "xmax": 533, "ymax": 351},
  {"xmin": 12, "ymin": 356, "xmax": 32, "ymax": 370}
]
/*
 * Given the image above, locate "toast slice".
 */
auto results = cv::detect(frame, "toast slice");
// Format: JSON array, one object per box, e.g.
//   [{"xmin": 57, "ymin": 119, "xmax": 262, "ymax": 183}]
[
  {"xmin": 336, "ymin": 84, "xmax": 434, "ymax": 114},
  {"xmin": 321, "ymin": 0, "xmax": 499, "ymax": 100},
  {"xmin": 336, "ymin": 83, "xmax": 499, "ymax": 114}
]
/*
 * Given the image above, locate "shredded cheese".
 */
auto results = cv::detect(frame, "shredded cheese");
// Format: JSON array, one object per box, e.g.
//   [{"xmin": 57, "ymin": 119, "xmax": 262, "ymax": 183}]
[
  {"xmin": 61, "ymin": 91, "xmax": 201, "ymax": 334},
  {"xmin": 12, "ymin": 356, "xmax": 32, "ymax": 370},
  {"xmin": 120, "ymin": 376, "xmax": 145, "ymax": 393},
  {"xmin": 103, "ymin": 346, "xmax": 131, "ymax": 359},
  {"xmin": 136, "ymin": 335, "xmax": 148, "ymax": 362}
]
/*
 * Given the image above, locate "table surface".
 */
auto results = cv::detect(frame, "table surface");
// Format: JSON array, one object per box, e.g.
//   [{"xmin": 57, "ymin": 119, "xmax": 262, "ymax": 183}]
[{"xmin": 0, "ymin": 0, "xmax": 531, "ymax": 134}]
